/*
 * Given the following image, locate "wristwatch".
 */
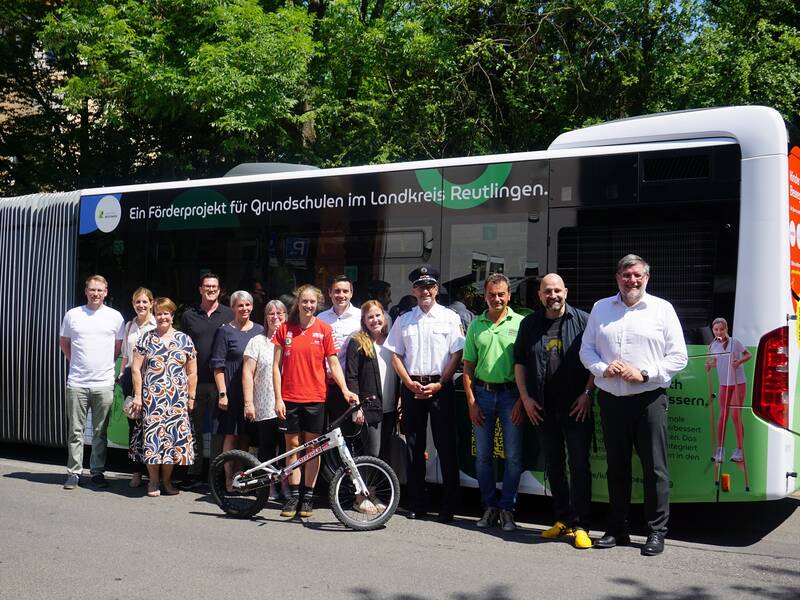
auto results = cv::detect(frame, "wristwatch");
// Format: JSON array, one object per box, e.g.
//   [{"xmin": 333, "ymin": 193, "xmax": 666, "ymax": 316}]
[
  {"xmin": 640, "ymin": 370, "xmax": 649, "ymax": 383},
  {"xmin": 218, "ymin": 391, "xmax": 227, "ymax": 399}
]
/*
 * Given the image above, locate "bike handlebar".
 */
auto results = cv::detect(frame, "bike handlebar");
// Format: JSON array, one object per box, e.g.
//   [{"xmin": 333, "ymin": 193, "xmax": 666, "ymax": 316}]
[{"xmin": 325, "ymin": 400, "xmax": 363, "ymax": 433}]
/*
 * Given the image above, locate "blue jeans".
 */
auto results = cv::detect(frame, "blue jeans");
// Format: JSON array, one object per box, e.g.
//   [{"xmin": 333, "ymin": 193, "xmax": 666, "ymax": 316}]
[{"xmin": 473, "ymin": 386, "xmax": 524, "ymax": 511}]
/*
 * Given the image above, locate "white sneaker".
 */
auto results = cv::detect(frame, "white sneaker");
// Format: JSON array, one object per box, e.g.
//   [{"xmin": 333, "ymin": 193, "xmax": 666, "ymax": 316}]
[
  {"xmin": 714, "ymin": 447, "xmax": 724, "ymax": 463},
  {"xmin": 730, "ymin": 448, "xmax": 744, "ymax": 463}
]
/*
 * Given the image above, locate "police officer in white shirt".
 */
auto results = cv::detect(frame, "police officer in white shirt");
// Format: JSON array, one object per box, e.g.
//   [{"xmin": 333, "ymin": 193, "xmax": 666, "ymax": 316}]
[
  {"xmin": 318, "ymin": 275, "xmax": 362, "ymax": 428},
  {"xmin": 385, "ymin": 265, "xmax": 464, "ymax": 522},
  {"xmin": 580, "ymin": 254, "xmax": 688, "ymax": 556}
]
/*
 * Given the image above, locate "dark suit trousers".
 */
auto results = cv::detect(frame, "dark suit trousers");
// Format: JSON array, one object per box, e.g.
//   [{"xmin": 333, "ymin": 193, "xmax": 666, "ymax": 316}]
[
  {"xmin": 598, "ymin": 388, "xmax": 670, "ymax": 534},
  {"xmin": 401, "ymin": 382, "xmax": 459, "ymax": 513}
]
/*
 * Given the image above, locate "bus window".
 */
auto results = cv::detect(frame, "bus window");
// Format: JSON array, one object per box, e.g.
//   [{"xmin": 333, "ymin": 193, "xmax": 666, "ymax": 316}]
[{"xmin": 439, "ymin": 160, "xmax": 549, "ymax": 312}]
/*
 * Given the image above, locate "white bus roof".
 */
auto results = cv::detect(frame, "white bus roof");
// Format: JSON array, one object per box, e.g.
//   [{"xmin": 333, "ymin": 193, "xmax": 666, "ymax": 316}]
[
  {"xmin": 549, "ymin": 105, "xmax": 786, "ymax": 159},
  {"xmin": 80, "ymin": 105, "xmax": 784, "ymax": 197}
]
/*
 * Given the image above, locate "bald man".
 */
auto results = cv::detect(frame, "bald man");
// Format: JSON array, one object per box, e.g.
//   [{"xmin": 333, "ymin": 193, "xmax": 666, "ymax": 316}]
[{"xmin": 513, "ymin": 273, "xmax": 595, "ymax": 549}]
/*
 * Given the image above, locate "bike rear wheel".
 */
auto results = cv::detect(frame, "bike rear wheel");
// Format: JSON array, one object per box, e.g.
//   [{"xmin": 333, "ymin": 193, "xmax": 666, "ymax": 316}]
[
  {"xmin": 209, "ymin": 449, "xmax": 269, "ymax": 518},
  {"xmin": 329, "ymin": 455, "xmax": 399, "ymax": 531}
]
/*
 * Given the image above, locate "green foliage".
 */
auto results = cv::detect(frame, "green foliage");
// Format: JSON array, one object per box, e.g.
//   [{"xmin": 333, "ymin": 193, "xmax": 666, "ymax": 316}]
[{"xmin": 1, "ymin": 0, "xmax": 798, "ymax": 195}]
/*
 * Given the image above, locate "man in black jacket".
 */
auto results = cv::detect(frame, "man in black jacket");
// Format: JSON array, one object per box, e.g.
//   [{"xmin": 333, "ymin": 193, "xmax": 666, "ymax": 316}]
[{"xmin": 513, "ymin": 273, "xmax": 595, "ymax": 549}]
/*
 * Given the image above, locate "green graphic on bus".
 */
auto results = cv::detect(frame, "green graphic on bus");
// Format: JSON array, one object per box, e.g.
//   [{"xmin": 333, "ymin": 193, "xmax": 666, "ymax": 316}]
[
  {"xmin": 415, "ymin": 163, "xmax": 513, "ymax": 209},
  {"xmin": 454, "ymin": 346, "xmax": 766, "ymax": 502}
]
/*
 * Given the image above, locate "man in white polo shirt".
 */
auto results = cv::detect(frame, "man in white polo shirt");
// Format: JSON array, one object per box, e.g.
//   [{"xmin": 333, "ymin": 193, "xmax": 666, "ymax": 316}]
[{"xmin": 59, "ymin": 275, "xmax": 125, "ymax": 490}]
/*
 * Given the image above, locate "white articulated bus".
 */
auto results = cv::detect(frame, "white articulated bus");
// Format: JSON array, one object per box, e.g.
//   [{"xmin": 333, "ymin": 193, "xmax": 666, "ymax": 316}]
[{"xmin": 2, "ymin": 105, "xmax": 798, "ymax": 502}]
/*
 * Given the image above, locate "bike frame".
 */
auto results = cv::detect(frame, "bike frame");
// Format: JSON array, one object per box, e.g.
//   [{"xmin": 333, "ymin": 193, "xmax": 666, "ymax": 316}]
[{"xmin": 230, "ymin": 404, "xmax": 371, "ymax": 497}]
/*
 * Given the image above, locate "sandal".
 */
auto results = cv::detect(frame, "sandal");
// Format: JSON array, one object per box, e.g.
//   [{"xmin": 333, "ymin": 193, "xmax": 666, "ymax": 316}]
[{"xmin": 147, "ymin": 482, "xmax": 161, "ymax": 497}]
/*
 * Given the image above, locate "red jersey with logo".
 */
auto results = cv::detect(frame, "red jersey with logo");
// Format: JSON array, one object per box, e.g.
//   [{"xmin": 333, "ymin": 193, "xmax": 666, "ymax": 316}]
[{"xmin": 274, "ymin": 319, "xmax": 337, "ymax": 403}]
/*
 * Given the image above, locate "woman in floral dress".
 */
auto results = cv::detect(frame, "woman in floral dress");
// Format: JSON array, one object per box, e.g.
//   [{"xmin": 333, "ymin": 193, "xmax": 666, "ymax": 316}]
[{"xmin": 132, "ymin": 297, "xmax": 198, "ymax": 497}]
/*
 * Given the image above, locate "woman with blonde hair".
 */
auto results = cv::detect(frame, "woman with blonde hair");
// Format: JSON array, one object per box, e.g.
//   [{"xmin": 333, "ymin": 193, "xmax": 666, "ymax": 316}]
[
  {"xmin": 210, "ymin": 290, "xmax": 264, "ymax": 489},
  {"xmin": 345, "ymin": 300, "xmax": 399, "ymax": 460},
  {"xmin": 120, "ymin": 287, "xmax": 156, "ymax": 487}
]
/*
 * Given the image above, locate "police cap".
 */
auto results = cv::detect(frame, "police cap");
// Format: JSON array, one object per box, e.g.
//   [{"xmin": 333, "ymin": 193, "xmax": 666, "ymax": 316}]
[{"xmin": 409, "ymin": 264, "xmax": 439, "ymax": 287}]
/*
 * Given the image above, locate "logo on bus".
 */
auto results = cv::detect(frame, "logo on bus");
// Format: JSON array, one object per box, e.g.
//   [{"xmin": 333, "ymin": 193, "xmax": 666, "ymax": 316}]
[
  {"xmin": 415, "ymin": 163, "xmax": 546, "ymax": 209},
  {"xmin": 95, "ymin": 195, "xmax": 122, "ymax": 233}
]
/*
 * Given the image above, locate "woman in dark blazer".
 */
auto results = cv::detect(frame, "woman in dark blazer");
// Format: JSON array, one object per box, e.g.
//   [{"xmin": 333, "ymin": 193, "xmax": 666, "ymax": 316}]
[{"xmin": 345, "ymin": 300, "xmax": 399, "ymax": 459}]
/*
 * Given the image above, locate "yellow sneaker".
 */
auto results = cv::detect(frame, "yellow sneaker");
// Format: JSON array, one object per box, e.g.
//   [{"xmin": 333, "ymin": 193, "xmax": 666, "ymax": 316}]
[
  {"xmin": 573, "ymin": 528, "xmax": 592, "ymax": 549},
  {"xmin": 541, "ymin": 521, "xmax": 574, "ymax": 539}
]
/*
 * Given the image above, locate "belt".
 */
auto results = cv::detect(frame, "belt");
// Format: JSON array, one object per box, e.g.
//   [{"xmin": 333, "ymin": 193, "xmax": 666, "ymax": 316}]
[
  {"xmin": 410, "ymin": 375, "xmax": 441, "ymax": 384},
  {"xmin": 475, "ymin": 378, "xmax": 516, "ymax": 392}
]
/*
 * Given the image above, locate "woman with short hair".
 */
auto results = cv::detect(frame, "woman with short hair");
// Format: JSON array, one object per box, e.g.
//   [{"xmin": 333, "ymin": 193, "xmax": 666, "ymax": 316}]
[
  {"xmin": 243, "ymin": 299, "xmax": 286, "ymax": 463},
  {"xmin": 132, "ymin": 297, "xmax": 197, "ymax": 497},
  {"xmin": 211, "ymin": 290, "xmax": 264, "ymax": 488}
]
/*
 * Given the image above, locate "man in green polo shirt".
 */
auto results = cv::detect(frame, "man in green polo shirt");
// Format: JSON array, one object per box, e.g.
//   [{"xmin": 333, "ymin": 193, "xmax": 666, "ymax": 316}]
[{"xmin": 462, "ymin": 272, "xmax": 525, "ymax": 532}]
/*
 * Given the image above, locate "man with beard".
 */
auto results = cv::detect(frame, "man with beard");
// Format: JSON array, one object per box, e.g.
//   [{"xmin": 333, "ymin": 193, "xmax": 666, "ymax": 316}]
[
  {"xmin": 580, "ymin": 255, "xmax": 687, "ymax": 556},
  {"xmin": 513, "ymin": 273, "xmax": 594, "ymax": 548}
]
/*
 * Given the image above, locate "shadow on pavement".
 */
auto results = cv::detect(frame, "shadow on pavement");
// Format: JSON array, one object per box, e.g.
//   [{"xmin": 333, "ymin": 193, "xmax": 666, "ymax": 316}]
[{"xmin": 342, "ymin": 578, "xmax": 800, "ymax": 600}]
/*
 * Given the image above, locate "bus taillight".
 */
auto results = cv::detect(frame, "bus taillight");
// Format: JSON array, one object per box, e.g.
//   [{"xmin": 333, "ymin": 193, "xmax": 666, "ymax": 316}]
[{"xmin": 752, "ymin": 326, "xmax": 789, "ymax": 429}]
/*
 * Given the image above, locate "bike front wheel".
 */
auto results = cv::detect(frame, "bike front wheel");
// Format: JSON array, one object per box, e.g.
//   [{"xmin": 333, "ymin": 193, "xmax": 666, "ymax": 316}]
[
  {"xmin": 209, "ymin": 449, "xmax": 269, "ymax": 519},
  {"xmin": 329, "ymin": 455, "xmax": 400, "ymax": 531}
]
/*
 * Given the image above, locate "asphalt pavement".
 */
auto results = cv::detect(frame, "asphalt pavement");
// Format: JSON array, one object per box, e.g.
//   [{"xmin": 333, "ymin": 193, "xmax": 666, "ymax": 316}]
[{"xmin": 1, "ymin": 447, "xmax": 798, "ymax": 600}]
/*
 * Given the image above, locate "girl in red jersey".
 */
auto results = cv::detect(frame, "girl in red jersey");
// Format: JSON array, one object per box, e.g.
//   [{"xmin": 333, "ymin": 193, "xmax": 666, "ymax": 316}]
[{"xmin": 273, "ymin": 284, "xmax": 358, "ymax": 519}]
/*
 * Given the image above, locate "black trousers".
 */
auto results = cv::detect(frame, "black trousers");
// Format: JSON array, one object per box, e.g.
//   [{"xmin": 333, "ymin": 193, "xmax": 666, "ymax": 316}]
[
  {"xmin": 598, "ymin": 388, "xmax": 670, "ymax": 534},
  {"xmin": 256, "ymin": 418, "xmax": 280, "ymax": 463},
  {"xmin": 401, "ymin": 382, "xmax": 459, "ymax": 513},
  {"xmin": 537, "ymin": 404, "xmax": 593, "ymax": 528}
]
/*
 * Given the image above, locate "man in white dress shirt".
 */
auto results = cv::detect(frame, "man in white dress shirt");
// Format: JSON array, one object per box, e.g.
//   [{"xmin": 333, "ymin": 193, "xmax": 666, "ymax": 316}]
[
  {"xmin": 579, "ymin": 255, "xmax": 687, "ymax": 556},
  {"xmin": 318, "ymin": 275, "xmax": 362, "ymax": 427},
  {"xmin": 385, "ymin": 265, "xmax": 464, "ymax": 522}
]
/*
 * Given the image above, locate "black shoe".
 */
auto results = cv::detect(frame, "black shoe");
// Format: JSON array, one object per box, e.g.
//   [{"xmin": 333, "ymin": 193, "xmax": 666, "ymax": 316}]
[
  {"xmin": 437, "ymin": 510, "xmax": 454, "ymax": 523},
  {"xmin": 641, "ymin": 531, "xmax": 666, "ymax": 556},
  {"xmin": 299, "ymin": 497, "xmax": 314, "ymax": 518},
  {"xmin": 406, "ymin": 510, "xmax": 426, "ymax": 520},
  {"xmin": 594, "ymin": 532, "xmax": 630, "ymax": 549},
  {"xmin": 179, "ymin": 478, "xmax": 205, "ymax": 491},
  {"xmin": 91, "ymin": 474, "xmax": 109, "ymax": 489},
  {"xmin": 280, "ymin": 496, "xmax": 300, "ymax": 518}
]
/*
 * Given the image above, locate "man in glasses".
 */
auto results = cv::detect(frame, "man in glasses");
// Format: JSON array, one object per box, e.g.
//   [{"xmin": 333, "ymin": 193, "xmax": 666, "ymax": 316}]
[
  {"xmin": 580, "ymin": 255, "xmax": 687, "ymax": 556},
  {"xmin": 180, "ymin": 272, "xmax": 233, "ymax": 489},
  {"xmin": 385, "ymin": 264, "xmax": 464, "ymax": 522}
]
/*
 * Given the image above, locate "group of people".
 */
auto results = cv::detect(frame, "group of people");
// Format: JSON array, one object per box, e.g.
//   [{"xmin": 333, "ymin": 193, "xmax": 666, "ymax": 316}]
[{"xmin": 61, "ymin": 253, "xmax": 701, "ymax": 556}]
